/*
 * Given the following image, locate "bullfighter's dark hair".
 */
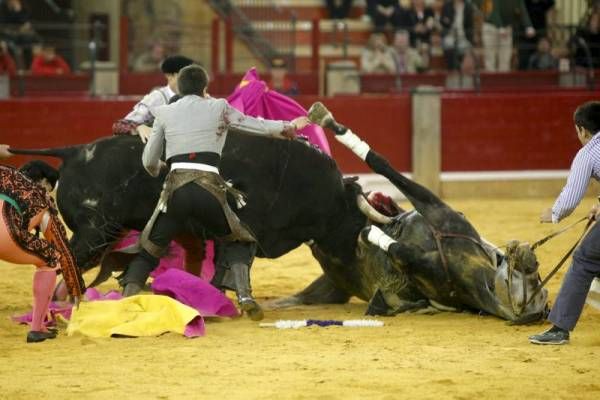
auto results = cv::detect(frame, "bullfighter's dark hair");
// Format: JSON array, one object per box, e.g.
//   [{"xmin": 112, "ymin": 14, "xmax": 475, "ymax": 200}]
[
  {"xmin": 177, "ymin": 65, "xmax": 209, "ymax": 96},
  {"xmin": 574, "ymin": 101, "xmax": 600, "ymax": 135},
  {"xmin": 160, "ymin": 55, "xmax": 194, "ymax": 74},
  {"xmin": 19, "ymin": 160, "xmax": 59, "ymax": 190}
]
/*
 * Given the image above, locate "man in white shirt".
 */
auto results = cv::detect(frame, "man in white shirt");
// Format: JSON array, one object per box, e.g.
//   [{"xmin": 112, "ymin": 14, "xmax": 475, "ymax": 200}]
[{"xmin": 111, "ymin": 55, "xmax": 194, "ymax": 142}]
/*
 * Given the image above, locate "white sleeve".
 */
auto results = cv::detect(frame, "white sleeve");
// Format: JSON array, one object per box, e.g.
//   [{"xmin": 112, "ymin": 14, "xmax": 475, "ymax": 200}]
[{"xmin": 123, "ymin": 90, "xmax": 168, "ymax": 125}]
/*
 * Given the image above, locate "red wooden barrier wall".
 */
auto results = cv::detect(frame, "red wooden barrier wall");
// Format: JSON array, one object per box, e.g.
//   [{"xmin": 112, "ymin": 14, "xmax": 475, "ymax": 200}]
[
  {"xmin": 0, "ymin": 95, "xmax": 412, "ymax": 173},
  {"xmin": 441, "ymin": 91, "xmax": 598, "ymax": 171},
  {"xmin": 0, "ymin": 91, "xmax": 594, "ymax": 173}
]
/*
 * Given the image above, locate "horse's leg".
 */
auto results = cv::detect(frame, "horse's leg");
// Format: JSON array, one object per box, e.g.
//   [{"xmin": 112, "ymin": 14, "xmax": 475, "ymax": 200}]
[
  {"xmin": 309, "ymin": 102, "xmax": 476, "ymax": 235},
  {"xmin": 266, "ymin": 273, "xmax": 351, "ymax": 309}
]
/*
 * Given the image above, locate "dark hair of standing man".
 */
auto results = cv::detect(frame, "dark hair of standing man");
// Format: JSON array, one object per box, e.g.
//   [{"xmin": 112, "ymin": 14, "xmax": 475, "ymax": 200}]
[
  {"xmin": 574, "ymin": 101, "xmax": 600, "ymax": 134},
  {"xmin": 177, "ymin": 65, "xmax": 209, "ymax": 96}
]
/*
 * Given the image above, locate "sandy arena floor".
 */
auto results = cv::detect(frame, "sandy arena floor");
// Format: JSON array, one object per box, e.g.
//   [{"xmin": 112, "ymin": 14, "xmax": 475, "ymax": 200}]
[{"xmin": 0, "ymin": 198, "xmax": 599, "ymax": 400}]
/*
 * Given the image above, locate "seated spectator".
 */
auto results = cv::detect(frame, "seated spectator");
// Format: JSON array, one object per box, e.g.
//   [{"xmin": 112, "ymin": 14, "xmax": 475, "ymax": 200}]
[
  {"xmin": 30, "ymin": 44, "xmax": 71, "ymax": 76},
  {"xmin": 572, "ymin": 11, "xmax": 600, "ymax": 68},
  {"xmin": 325, "ymin": 0, "xmax": 354, "ymax": 19},
  {"xmin": 268, "ymin": 57, "xmax": 299, "ymax": 96},
  {"xmin": 132, "ymin": 41, "xmax": 166, "ymax": 72},
  {"xmin": 428, "ymin": 30, "xmax": 446, "ymax": 70},
  {"xmin": 0, "ymin": 41, "xmax": 17, "ymax": 76},
  {"xmin": 366, "ymin": 0, "xmax": 400, "ymax": 32},
  {"xmin": 441, "ymin": 0, "xmax": 476, "ymax": 70},
  {"xmin": 391, "ymin": 30, "xmax": 424, "ymax": 73},
  {"xmin": 361, "ymin": 33, "xmax": 397, "ymax": 74},
  {"xmin": 406, "ymin": 0, "xmax": 435, "ymax": 47},
  {"xmin": 528, "ymin": 36, "xmax": 557, "ymax": 70},
  {"xmin": 0, "ymin": 0, "xmax": 38, "ymax": 69}
]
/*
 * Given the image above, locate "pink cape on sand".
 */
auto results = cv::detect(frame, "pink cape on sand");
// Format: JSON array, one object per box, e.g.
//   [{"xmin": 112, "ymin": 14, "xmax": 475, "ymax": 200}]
[
  {"xmin": 12, "ymin": 269, "xmax": 238, "ymax": 337},
  {"xmin": 227, "ymin": 67, "xmax": 331, "ymax": 155}
]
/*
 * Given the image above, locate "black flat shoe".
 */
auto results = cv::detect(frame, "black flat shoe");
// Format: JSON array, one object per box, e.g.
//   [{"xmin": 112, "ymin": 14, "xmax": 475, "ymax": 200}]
[
  {"xmin": 529, "ymin": 328, "xmax": 570, "ymax": 345},
  {"xmin": 27, "ymin": 330, "xmax": 57, "ymax": 343}
]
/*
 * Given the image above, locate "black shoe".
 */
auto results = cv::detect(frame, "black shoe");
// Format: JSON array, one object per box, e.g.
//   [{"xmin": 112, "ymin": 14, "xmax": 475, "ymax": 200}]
[
  {"xmin": 27, "ymin": 330, "xmax": 57, "ymax": 343},
  {"xmin": 529, "ymin": 327, "xmax": 570, "ymax": 345},
  {"xmin": 122, "ymin": 282, "xmax": 143, "ymax": 297}
]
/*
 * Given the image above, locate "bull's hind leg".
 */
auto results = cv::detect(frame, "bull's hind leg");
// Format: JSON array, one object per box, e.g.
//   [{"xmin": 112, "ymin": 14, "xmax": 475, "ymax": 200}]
[
  {"xmin": 308, "ymin": 102, "xmax": 475, "ymax": 235},
  {"xmin": 265, "ymin": 274, "xmax": 351, "ymax": 309}
]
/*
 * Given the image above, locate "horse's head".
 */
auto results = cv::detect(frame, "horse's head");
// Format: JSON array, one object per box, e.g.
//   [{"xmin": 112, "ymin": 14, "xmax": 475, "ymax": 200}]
[{"xmin": 494, "ymin": 240, "xmax": 548, "ymax": 322}]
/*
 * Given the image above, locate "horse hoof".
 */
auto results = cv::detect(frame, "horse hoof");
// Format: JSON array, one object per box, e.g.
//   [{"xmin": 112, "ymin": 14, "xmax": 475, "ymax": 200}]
[{"xmin": 240, "ymin": 299, "xmax": 264, "ymax": 321}]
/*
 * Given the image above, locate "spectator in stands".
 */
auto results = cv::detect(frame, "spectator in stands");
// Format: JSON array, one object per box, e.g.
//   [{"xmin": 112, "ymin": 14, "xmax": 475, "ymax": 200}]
[
  {"xmin": 0, "ymin": 0, "xmax": 38, "ymax": 70},
  {"xmin": 527, "ymin": 36, "xmax": 557, "ymax": 70},
  {"xmin": 473, "ymin": 0, "xmax": 536, "ymax": 72},
  {"xmin": 428, "ymin": 30, "xmax": 446, "ymax": 70},
  {"xmin": 406, "ymin": 0, "xmax": 435, "ymax": 47},
  {"xmin": 325, "ymin": 0, "xmax": 354, "ymax": 19},
  {"xmin": 390, "ymin": 29, "xmax": 424, "ymax": 73},
  {"xmin": 268, "ymin": 57, "xmax": 299, "ymax": 96},
  {"xmin": 430, "ymin": 0, "xmax": 445, "ymax": 33},
  {"xmin": 30, "ymin": 44, "xmax": 70, "ymax": 76},
  {"xmin": 132, "ymin": 41, "xmax": 166, "ymax": 73},
  {"xmin": 0, "ymin": 41, "xmax": 17, "ymax": 76},
  {"xmin": 441, "ymin": 0, "xmax": 476, "ymax": 70},
  {"xmin": 572, "ymin": 11, "xmax": 600, "ymax": 69},
  {"xmin": 366, "ymin": 0, "xmax": 401, "ymax": 32},
  {"xmin": 519, "ymin": 0, "xmax": 556, "ymax": 70},
  {"xmin": 361, "ymin": 32, "xmax": 397, "ymax": 74}
]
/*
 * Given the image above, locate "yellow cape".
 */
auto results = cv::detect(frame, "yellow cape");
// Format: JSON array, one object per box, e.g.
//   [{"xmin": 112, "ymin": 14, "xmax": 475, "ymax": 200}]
[{"xmin": 67, "ymin": 295, "xmax": 200, "ymax": 338}]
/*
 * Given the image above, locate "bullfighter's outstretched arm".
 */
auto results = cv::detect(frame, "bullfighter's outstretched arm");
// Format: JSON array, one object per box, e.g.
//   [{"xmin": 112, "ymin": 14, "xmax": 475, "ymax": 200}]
[{"xmin": 223, "ymin": 101, "xmax": 309, "ymax": 139}]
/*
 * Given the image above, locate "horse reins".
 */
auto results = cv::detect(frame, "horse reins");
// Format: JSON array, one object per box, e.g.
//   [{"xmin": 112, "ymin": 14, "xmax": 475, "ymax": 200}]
[{"xmin": 524, "ymin": 217, "xmax": 595, "ymax": 308}]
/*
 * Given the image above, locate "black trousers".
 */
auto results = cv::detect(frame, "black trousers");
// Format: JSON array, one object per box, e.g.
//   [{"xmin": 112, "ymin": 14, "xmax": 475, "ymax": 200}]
[
  {"xmin": 548, "ymin": 220, "xmax": 600, "ymax": 331},
  {"xmin": 122, "ymin": 182, "xmax": 231, "ymax": 286}
]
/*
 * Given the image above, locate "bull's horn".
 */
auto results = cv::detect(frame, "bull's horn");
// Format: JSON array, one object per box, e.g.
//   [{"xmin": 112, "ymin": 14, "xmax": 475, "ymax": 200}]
[{"xmin": 356, "ymin": 195, "xmax": 393, "ymax": 225}]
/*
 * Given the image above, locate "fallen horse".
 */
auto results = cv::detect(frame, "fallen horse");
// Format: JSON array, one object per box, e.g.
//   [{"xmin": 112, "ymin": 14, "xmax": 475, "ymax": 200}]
[{"xmin": 299, "ymin": 102, "xmax": 549, "ymax": 324}]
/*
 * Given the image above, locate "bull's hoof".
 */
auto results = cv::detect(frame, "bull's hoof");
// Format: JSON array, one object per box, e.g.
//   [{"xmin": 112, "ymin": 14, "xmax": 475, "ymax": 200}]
[
  {"xmin": 307, "ymin": 102, "xmax": 334, "ymax": 127},
  {"xmin": 239, "ymin": 298, "xmax": 264, "ymax": 321}
]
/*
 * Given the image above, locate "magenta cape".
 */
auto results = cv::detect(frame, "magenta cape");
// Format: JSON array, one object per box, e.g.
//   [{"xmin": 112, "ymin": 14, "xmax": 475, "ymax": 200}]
[{"xmin": 227, "ymin": 68, "xmax": 331, "ymax": 155}]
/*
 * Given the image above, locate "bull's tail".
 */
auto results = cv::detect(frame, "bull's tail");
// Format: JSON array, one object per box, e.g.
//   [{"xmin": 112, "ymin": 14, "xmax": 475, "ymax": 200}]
[{"xmin": 8, "ymin": 145, "xmax": 81, "ymax": 161}]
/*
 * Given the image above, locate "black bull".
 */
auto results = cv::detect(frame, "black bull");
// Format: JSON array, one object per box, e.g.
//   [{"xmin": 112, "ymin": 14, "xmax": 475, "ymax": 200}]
[{"xmin": 11, "ymin": 132, "xmax": 548, "ymax": 323}]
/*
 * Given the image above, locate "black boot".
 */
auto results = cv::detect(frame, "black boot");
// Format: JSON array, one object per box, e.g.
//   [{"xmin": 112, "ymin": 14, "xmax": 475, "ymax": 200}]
[
  {"xmin": 119, "ymin": 250, "xmax": 158, "ymax": 297},
  {"xmin": 231, "ymin": 262, "xmax": 263, "ymax": 321},
  {"xmin": 122, "ymin": 282, "xmax": 144, "ymax": 297}
]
